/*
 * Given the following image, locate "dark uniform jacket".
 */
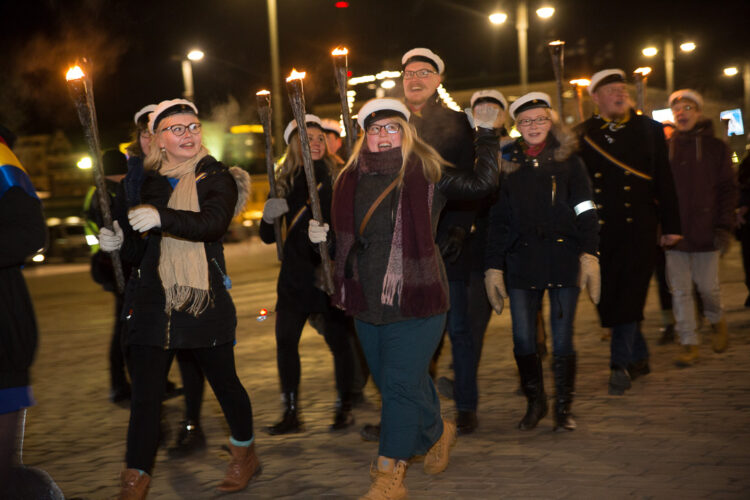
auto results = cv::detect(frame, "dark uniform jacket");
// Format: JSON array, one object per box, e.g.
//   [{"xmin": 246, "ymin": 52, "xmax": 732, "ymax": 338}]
[
  {"xmin": 576, "ymin": 109, "xmax": 681, "ymax": 326},
  {"xmin": 259, "ymin": 160, "xmax": 332, "ymax": 313},
  {"xmin": 122, "ymin": 156, "xmax": 241, "ymax": 349},
  {"xmin": 409, "ymin": 93, "xmax": 476, "ymax": 281},
  {"xmin": 0, "ymin": 185, "xmax": 46, "ymax": 390},
  {"xmin": 668, "ymin": 119, "xmax": 737, "ymax": 252},
  {"xmin": 485, "ymin": 126, "xmax": 599, "ymax": 289}
]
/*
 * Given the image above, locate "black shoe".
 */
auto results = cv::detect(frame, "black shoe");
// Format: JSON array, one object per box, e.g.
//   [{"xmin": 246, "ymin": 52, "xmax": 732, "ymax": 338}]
[
  {"xmin": 436, "ymin": 376, "xmax": 455, "ymax": 400},
  {"xmin": 657, "ymin": 324, "xmax": 675, "ymax": 345},
  {"xmin": 552, "ymin": 354, "xmax": 576, "ymax": 432},
  {"xmin": 627, "ymin": 359, "xmax": 651, "ymax": 381},
  {"xmin": 456, "ymin": 410, "xmax": 478, "ymax": 435},
  {"xmin": 109, "ymin": 385, "xmax": 131, "ymax": 405},
  {"xmin": 608, "ymin": 368, "xmax": 631, "ymax": 396},
  {"xmin": 265, "ymin": 392, "xmax": 302, "ymax": 435},
  {"xmin": 330, "ymin": 408, "xmax": 354, "ymax": 431},
  {"xmin": 515, "ymin": 353, "xmax": 548, "ymax": 430},
  {"xmin": 168, "ymin": 420, "xmax": 206, "ymax": 458},
  {"xmin": 360, "ymin": 423, "xmax": 380, "ymax": 442}
]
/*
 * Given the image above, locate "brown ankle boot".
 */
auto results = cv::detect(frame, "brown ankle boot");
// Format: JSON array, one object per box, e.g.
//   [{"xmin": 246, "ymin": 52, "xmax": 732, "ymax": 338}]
[
  {"xmin": 217, "ymin": 442, "xmax": 261, "ymax": 492},
  {"xmin": 423, "ymin": 419, "xmax": 456, "ymax": 474},
  {"xmin": 118, "ymin": 469, "xmax": 150, "ymax": 500},
  {"xmin": 360, "ymin": 456, "xmax": 407, "ymax": 500},
  {"xmin": 711, "ymin": 319, "xmax": 729, "ymax": 353}
]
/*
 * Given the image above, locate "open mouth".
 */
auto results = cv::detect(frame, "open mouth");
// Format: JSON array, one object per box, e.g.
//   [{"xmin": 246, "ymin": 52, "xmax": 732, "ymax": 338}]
[{"xmin": 377, "ymin": 141, "xmax": 393, "ymax": 151}]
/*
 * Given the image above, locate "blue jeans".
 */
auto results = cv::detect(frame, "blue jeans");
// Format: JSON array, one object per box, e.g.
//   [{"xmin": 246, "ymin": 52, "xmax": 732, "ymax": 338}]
[
  {"xmin": 508, "ymin": 287, "xmax": 580, "ymax": 357},
  {"xmin": 446, "ymin": 280, "xmax": 479, "ymax": 411},
  {"xmin": 355, "ymin": 314, "xmax": 446, "ymax": 460},
  {"xmin": 610, "ymin": 321, "xmax": 649, "ymax": 369}
]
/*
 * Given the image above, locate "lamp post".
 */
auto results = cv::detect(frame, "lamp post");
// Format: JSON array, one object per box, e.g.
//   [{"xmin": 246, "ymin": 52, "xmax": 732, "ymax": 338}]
[
  {"xmin": 723, "ymin": 62, "xmax": 750, "ymax": 133},
  {"xmin": 266, "ymin": 0, "xmax": 284, "ymax": 155},
  {"xmin": 642, "ymin": 37, "xmax": 695, "ymax": 95},
  {"xmin": 181, "ymin": 49, "xmax": 204, "ymax": 102}
]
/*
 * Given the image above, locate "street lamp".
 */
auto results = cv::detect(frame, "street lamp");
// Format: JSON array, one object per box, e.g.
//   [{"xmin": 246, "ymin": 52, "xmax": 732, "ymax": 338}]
[
  {"xmin": 536, "ymin": 6, "xmax": 555, "ymax": 19},
  {"xmin": 641, "ymin": 38, "xmax": 696, "ymax": 94},
  {"xmin": 489, "ymin": 12, "xmax": 507, "ymax": 24},
  {"xmin": 181, "ymin": 48, "xmax": 204, "ymax": 102},
  {"xmin": 724, "ymin": 66, "xmax": 739, "ymax": 76}
]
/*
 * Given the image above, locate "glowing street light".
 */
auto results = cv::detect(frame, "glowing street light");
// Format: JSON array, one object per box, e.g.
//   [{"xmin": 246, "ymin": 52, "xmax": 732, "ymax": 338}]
[
  {"xmin": 187, "ymin": 49, "xmax": 204, "ymax": 61},
  {"xmin": 536, "ymin": 6, "xmax": 555, "ymax": 19},
  {"xmin": 380, "ymin": 79, "xmax": 396, "ymax": 89},
  {"xmin": 489, "ymin": 12, "xmax": 507, "ymax": 24},
  {"xmin": 680, "ymin": 42, "xmax": 696, "ymax": 53},
  {"xmin": 181, "ymin": 49, "xmax": 203, "ymax": 101},
  {"xmin": 642, "ymin": 47, "xmax": 658, "ymax": 57},
  {"xmin": 724, "ymin": 66, "xmax": 739, "ymax": 77},
  {"xmin": 77, "ymin": 156, "xmax": 92, "ymax": 170}
]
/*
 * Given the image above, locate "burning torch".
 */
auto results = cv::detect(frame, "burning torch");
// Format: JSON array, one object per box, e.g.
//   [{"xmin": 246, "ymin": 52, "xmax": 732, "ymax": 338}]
[
  {"xmin": 256, "ymin": 90, "xmax": 284, "ymax": 261},
  {"xmin": 569, "ymin": 78, "xmax": 591, "ymax": 123},
  {"xmin": 285, "ymin": 69, "xmax": 335, "ymax": 295},
  {"xmin": 66, "ymin": 61, "xmax": 125, "ymax": 293},
  {"xmin": 548, "ymin": 40, "xmax": 566, "ymax": 118},
  {"xmin": 331, "ymin": 47, "xmax": 356, "ymax": 153},
  {"xmin": 633, "ymin": 67, "xmax": 652, "ymax": 115}
]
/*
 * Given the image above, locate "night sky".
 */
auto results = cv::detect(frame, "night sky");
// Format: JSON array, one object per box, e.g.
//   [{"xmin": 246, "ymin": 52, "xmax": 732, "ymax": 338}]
[{"xmin": 1, "ymin": 0, "xmax": 749, "ymax": 148}]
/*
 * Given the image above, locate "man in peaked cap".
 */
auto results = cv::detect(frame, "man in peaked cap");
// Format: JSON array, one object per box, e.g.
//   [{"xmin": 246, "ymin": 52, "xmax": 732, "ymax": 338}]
[
  {"xmin": 575, "ymin": 69, "xmax": 682, "ymax": 395},
  {"xmin": 665, "ymin": 89, "xmax": 736, "ymax": 367}
]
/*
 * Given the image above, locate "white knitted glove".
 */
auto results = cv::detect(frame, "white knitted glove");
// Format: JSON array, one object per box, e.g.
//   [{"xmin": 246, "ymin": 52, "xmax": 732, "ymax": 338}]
[
  {"xmin": 262, "ymin": 198, "xmax": 289, "ymax": 223},
  {"xmin": 128, "ymin": 205, "xmax": 161, "ymax": 233},
  {"xmin": 484, "ymin": 268, "xmax": 508, "ymax": 315},
  {"xmin": 578, "ymin": 253, "xmax": 601, "ymax": 304},
  {"xmin": 98, "ymin": 221, "xmax": 123, "ymax": 252},
  {"xmin": 473, "ymin": 102, "xmax": 500, "ymax": 129},
  {"xmin": 308, "ymin": 219, "xmax": 329, "ymax": 244}
]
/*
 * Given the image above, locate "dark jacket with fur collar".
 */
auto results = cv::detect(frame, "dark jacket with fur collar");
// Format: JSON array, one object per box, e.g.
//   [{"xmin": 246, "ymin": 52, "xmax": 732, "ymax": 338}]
[{"xmin": 485, "ymin": 125, "xmax": 599, "ymax": 289}]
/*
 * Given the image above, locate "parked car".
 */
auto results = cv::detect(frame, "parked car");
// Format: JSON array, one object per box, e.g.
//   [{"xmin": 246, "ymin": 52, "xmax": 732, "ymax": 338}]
[{"xmin": 45, "ymin": 216, "xmax": 94, "ymax": 262}]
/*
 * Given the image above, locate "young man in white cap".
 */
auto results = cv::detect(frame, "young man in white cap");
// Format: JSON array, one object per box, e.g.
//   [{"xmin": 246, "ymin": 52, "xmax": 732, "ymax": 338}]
[
  {"xmin": 576, "ymin": 69, "xmax": 682, "ymax": 395},
  {"xmin": 666, "ymin": 89, "xmax": 736, "ymax": 366},
  {"xmin": 320, "ymin": 118, "xmax": 346, "ymax": 164}
]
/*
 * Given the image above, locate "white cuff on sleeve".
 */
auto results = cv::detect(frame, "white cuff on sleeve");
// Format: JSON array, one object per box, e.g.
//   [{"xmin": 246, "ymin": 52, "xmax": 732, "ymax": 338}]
[{"xmin": 574, "ymin": 200, "xmax": 596, "ymax": 216}]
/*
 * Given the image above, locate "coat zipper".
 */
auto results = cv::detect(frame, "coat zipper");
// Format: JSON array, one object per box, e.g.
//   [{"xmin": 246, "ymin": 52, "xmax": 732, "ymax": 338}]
[
  {"xmin": 165, "ymin": 311, "xmax": 172, "ymax": 349},
  {"xmin": 551, "ymin": 175, "xmax": 557, "ymax": 205}
]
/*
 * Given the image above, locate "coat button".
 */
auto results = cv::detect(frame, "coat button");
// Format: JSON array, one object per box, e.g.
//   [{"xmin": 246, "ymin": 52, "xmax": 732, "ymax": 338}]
[
  {"xmin": 595, "ymin": 188, "xmax": 602, "ymax": 193},
  {"xmin": 547, "ymin": 283, "xmax": 553, "ymax": 287},
  {"xmin": 626, "ymin": 217, "xmax": 633, "ymax": 223},
  {"xmin": 624, "ymin": 185, "xmax": 631, "ymax": 191},
  {"xmin": 624, "ymin": 202, "xmax": 631, "ymax": 207},
  {"xmin": 594, "ymin": 172, "xmax": 602, "ymax": 178},
  {"xmin": 624, "ymin": 171, "xmax": 631, "ymax": 176},
  {"xmin": 557, "ymin": 238, "xmax": 564, "ymax": 242},
  {"xmin": 597, "ymin": 203, "xmax": 603, "ymax": 209},
  {"xmin": 599, "ymin": 220, "xmax": 605, "ymax": 225}
]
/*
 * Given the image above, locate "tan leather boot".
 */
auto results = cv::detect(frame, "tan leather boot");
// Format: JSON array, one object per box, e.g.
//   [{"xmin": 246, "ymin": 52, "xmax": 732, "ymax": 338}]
[
  {"xmin": 118, "ymin": 469, "xmax": 150, "ymax": 500},
  {"xmin": 217, "ymin": 442, "xmax": 261, "ymax": 492},
  {"xmin": 423, "ymin": 419, "xmax": 456, "ymax": 474},
  {"xmin": 360, "ymin": 456, "xmax": 407, "ymax": 500},
  {"xmin": 711, "ymin": 319, "xmax": 729, "ymax": 353},
  {"xmin": 674, "ymin": 345, "xmax": 700, "ymax": 367}
]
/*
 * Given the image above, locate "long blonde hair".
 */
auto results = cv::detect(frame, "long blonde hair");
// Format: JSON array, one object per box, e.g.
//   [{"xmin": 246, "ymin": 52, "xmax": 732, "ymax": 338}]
[
  {"xmin": 341, "ymin": 116, "xmax": 448, "ymax": 185},
  {"xmin": 275, "ymin": 128, "xmax": 337, "ymax": 197}
]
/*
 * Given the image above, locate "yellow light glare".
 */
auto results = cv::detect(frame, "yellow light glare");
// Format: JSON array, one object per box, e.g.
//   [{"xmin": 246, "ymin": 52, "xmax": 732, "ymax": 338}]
[
  {"xmin": 381, "ymin": 80, "xmax": 396, "ymax": 89},
  {"xmin": 332, "ymin": 47, "xmax": 348, "ymax": 56},
  {"xmin": 187, "ymin": 50, "xmax": 204, "ymax": 61},
  {"xmin": 256, "ymin": 90, "xmax": 270, "ymax": 96},
  {"xmin": 77, "ymin": 156, "xmax": 92, "ymax": 169},
  {"xmin": 634, "ymin": 67, "xmax": 652, "ymax": 76},
  {"xmin": 286, "ymin": 69, "xmax": 306, "ymax": 81},
  {"xmin": 642, "ymin": 47, "xmax": 658, "ymax": 57},
  {"xmin": 724, "ymin": 67, "xmax": 739, "ymax": 77},
  {"xmin": 230, "ymin": 124, "xmax": 264, "ymax": 134},
  {"xmin": 570, "ymin": 78, "xmax": 591, "ymax": 87},
  {"xmin": 66, "ymin": 65, "xmax": 84, "ymax": 81},
  {"xmin": 32, "ymin": 253, "xmax": 45, "ymax": 263},
  {"xmin": 536, "ymin": 6, "xmax": 555, "ymax": 19},
  {"xmin": 489, "ymin": 12, "xmax": 507, "ymax": 25},
  {"xmin": 680, "ymin": 42, "xmax": 696, "ymax": 52}
]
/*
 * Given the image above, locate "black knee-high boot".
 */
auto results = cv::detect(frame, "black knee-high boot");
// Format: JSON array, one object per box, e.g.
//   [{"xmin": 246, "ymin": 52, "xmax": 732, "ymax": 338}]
[
  {"xmin": 553, "ymin": 354, "xmax": 576, "ymax": 431},
  {"xmin": 515, "ymin": 353, "xmax": 547, "ymax": 430},
  {"xmin": 266, "ymin": 391, "xmax": 302, "ymax": 435}
]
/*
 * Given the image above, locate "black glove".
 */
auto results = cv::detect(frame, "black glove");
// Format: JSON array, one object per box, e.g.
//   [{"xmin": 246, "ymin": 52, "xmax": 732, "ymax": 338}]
[{"xmin": 438, "ymin": 226, "xmax": 466, "ymax": 264}]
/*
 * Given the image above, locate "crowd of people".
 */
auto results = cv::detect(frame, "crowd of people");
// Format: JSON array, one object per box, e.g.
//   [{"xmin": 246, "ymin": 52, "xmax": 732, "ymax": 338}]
[{"xmin": 2, "ymin": 44, "xmax": 748, "ymax": 500}]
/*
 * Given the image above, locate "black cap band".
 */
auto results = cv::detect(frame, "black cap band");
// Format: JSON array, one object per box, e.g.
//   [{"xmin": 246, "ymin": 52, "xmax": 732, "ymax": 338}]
[
  {"xmin": 592, "ymin": 73, "xmax": 626, "ymax": 93},
  {"xmin": 514, "ymin": 100, "xmax": 549, "ymax": 117},
  {"xmin": 473, "ymin": 97, "xmax": 505, "ymax": 110},
  {"xmin": 363, "ymin": 110, "xmax": 408, "ymax": 130},
  {"xmin": 402, "ymin": 55, "xmax": 439, "ymax": 73},
  {"xmin": 153, "ymin": 104, "xmax": 198, "ymax": 131}
]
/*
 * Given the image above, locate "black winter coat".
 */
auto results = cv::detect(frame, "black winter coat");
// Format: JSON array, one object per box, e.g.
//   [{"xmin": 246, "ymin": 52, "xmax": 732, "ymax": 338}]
[
  {"xmin": 410, "ymin": 93, "xmax": 477, "ymax": 281},
  {"xmin": 485, "ymin": 127, "xmax": 599, "ymax": 289},
  {"xmin": 122, "ymin": 156, "xmax": 240, "ymax": 349},
  {"xmin": 259, "ymin": 160, "xmax": 332, "ymax": 313},
  {"xmin": 0, "ymin": 187, "xmax": 46, "ymax": 390},
  {"xmin": 576, "ymin": 109, "xmax": 681, "ymax": 326}
]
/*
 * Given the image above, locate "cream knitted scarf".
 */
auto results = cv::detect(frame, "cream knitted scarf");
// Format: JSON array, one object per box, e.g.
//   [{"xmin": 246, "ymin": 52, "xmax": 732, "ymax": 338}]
[{"xmin": 158, "ymin": 147, "xmax": 210, "ymax": 316}]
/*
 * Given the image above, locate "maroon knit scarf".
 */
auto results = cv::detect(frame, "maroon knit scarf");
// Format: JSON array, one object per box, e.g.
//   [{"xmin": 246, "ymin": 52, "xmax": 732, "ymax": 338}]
[{"xmin": 331, "ymin": 147, "xmax": 448, "ymax": 317}]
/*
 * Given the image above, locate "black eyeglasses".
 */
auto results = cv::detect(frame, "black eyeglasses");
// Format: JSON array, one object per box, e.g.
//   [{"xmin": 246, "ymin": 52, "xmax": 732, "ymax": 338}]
[
  {"xmin": 366, "ymin": 123, "xmax": 401, "ymax": 135},
  {"xmin": 517, "ymin": 116, "xmax": 551, "ymax": 127},
  {"xmin": 403, "ymin": 69, "xmax": 437, "ymax": 79},
  {"xmin": 161, "ymin": 122, "xmax": 202, "ymax": 136}
]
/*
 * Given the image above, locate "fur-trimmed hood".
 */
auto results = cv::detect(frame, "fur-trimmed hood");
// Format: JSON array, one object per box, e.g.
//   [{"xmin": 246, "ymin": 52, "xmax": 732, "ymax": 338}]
[
  {"xmin": 228, "ymin": 166, "xmax": 251, "ymax": 217},
  {"xmin": 500, "ymin": 124, "xmax": 578, "ymax": 174}
]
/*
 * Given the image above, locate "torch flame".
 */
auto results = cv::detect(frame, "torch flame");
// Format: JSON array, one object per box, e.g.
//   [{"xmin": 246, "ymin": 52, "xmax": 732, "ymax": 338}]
[
  {"xmin": 286, "ymin": 69, "xmax": 306, "ymax": 81},
  {"xmin": 66, "ymin": 65, "xmax": 85, "ymax": 81},
  {"xmin": 570, "ymin": 78, "xmax": 591, "ymax": 87},
  {"xmin": 332, "ymin": 47, "xmax": 349, "ymax": 56},
  {"xmin": 548, "ymin": 40, "xmax": 565, "ymax": 46},
  {"xmin": 634, "ymin": 67, "xmax": 652, "ymax": 76},
  {"xmin": 256, "ymin": 90, "xmax": 270, "ymax": 95}
]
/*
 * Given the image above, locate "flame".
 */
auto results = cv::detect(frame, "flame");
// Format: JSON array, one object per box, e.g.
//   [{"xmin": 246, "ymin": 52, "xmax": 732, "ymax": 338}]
[
  {"xmin": 66, "ymin": 65, "xmax": 85, "ymax": 81},
  {"xmin": 634, "ymin": 67, "xmax": 652, "ymax": 76},
  {"xmin": 256, "ymin": 90, "xmax": 270, "ymax": 95},
  {"xmin": 332, "ymin": 47, "xmax": 349, "ymax": 56},
  {"xmin": 286, "ymin": 69, "xmax": 306, "ymax": 81},
  {"xmin": 570, "ymin": 78, "xmax": 591, "ymax": 87},
  {"xmin": 548, "ymin": 40, "xmax": 565, "ymax": 46}
]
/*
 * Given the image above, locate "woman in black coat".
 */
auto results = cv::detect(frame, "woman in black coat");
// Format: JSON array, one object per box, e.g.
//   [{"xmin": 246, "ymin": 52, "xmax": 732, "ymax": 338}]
[
  {"xmin": 260, "ymin": 115, "xmax": 354, "ymax": 434},
  {"xmin": 100, "ymin": 99, "xmax": 258, "ymax": 499},
  {"xmin": 484, "ymin": 93, "xmax": 600, "ymax": 432}
]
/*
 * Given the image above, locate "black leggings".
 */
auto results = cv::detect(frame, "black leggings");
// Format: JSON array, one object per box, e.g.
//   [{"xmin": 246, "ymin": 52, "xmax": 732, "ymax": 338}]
[
  {"xmin": 125, "ymin": 343, "xmax": 253, "ymax": 473},
  {"xmin": 275, "ymin": 307, "xmax": 353, "ymax": 395}
]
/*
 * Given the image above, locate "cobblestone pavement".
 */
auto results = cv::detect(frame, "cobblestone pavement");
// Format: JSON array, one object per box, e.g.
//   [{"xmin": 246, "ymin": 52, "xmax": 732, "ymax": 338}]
[{"xmin": 20, "ymin": 239, "xmax": 750, "ymax": 499}]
